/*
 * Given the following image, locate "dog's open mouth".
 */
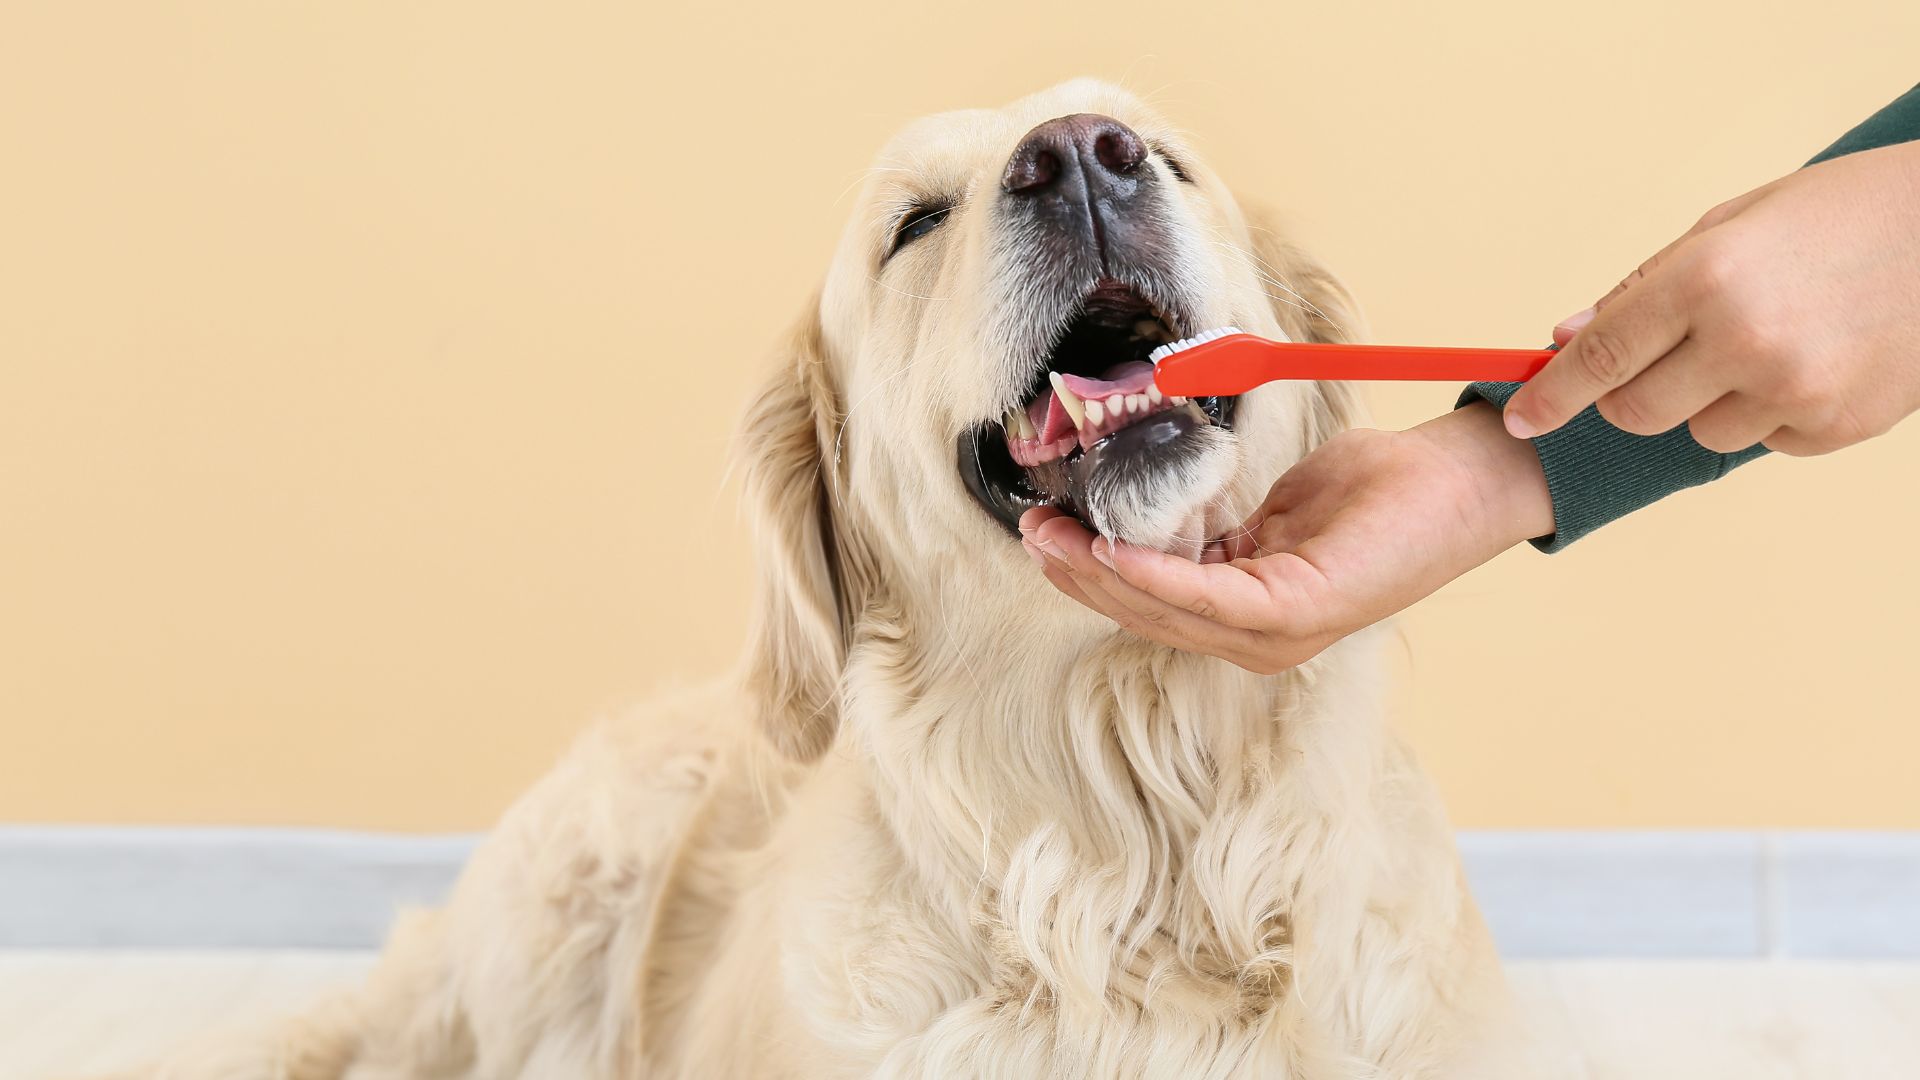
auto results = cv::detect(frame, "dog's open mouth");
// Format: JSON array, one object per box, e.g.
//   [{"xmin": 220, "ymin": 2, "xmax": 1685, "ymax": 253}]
[{"xmin": 960, "ymin": 280, "xmax": 1238, "ymax": 535}]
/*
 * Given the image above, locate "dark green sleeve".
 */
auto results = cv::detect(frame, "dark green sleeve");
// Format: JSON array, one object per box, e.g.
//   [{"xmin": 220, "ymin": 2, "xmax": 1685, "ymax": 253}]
[{"xmin": 1462, "ymin": 81, "xmax": 1920, "ymax": 552}]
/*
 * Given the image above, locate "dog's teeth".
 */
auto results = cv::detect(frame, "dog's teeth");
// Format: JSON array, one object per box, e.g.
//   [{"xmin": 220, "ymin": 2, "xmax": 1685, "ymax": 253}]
[
  {"xmin": 1124, "ymin": 394, "xmax": 1141, "ymax": 414},
  {"xmin": 1171, "ymin": 395, "xmax": 1187, "ymax": 406},
  {"xmin": 1084, "ymin": 398, "xmax": 1104, "ymax": 425},
  {"xmin": 1147, "ymin": 385, "xmax": 1163, "ymax": 405},
  {"xmin": 1021, "ymin": 410, "xmax": 1036, "ymax": 439},
  {"xmin": 1049, "ymin": 372, "xmax": 1087, "ymax": 429}
]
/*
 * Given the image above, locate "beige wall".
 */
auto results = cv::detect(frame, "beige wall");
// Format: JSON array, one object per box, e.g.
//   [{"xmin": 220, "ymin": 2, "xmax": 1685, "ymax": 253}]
[{"xmin": 4, "ymin": 3, "xmax": 1917, "ymax": 831}]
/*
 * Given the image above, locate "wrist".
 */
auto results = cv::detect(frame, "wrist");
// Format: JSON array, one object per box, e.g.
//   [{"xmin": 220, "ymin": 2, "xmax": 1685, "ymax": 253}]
[{"xmin": 1415, "ymin": 402, "xmax": 1555, "ymax": 546}]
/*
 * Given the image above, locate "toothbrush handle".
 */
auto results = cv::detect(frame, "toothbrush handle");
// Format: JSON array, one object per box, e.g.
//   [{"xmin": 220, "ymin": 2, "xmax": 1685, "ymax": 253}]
[
  {"xmin": 1257, "ymin": 342, "xmax": 1556, "ymax": 382},
  {"xmin": 1153, "ymin": 336, "xmax": 1558, "ymax": 397}
]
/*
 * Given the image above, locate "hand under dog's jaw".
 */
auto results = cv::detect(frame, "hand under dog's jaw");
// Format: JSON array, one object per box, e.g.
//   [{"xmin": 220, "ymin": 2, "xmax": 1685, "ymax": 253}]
[{"xmin": 958, "ymin": 279, "xmax": 1241, "ymax": 550}]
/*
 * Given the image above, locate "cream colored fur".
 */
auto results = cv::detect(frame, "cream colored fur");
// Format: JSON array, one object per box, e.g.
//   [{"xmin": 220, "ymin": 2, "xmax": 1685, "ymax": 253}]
[{"xmin": 108, "ymin": 80, "xmax": 1516, "ymax": 1079}]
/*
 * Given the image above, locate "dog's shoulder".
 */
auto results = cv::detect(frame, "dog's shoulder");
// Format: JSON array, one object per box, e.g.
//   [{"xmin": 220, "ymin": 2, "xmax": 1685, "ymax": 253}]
[
  {"xmin": 407, "ymin": 679, "xmax": 767, "ymax": 1073},
  {"xmin": 473, "ymin": 679, "xmax": 753, "ymax": 888}
]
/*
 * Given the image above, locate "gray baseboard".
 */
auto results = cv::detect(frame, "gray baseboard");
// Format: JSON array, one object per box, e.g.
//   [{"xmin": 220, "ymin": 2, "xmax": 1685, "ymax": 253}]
[
  {"xmin": 0, "ymin": 827, "xmax": 477, "ymax": 949},
  {"xmin": 3, "ymin": 827, "xmax": 1917, "ymax": 957}
]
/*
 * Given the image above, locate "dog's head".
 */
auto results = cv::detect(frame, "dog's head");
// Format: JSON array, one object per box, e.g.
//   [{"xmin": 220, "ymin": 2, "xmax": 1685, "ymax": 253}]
[{"xmin": 739, "ymin": 80, "xmax": 1363, "ymax": 759}]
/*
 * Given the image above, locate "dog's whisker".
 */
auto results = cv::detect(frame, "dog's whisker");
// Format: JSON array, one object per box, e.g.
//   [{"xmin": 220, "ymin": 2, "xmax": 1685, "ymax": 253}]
[
  {"xmin": 866, "ymin": 273, "xmax": 949, "ymax": 303},
  {"xmin": 1217, "ymin": 228, "xmax": 1351, "ymax": 336},
  {"xmin": 831, "ymin": 353, "xmax": 933, "ymax": 472},
  {"xmin": 1203, "ymin": 238, "xmax": 1347, "ymax": 337},
  {"xmin": 1151, "ymin": 519, "xmax": 1267, "ymax": 553}
]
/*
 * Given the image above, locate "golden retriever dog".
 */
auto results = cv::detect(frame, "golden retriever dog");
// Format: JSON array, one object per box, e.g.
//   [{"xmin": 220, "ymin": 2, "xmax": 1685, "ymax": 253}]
[{"xmin": 116, "ymin": 78, "xmax": 1515, "ymax": 1079}]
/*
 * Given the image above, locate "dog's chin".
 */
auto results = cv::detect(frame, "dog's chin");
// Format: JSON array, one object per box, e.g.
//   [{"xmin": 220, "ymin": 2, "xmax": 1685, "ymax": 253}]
[
  {"xmin": 958, "ymin": 401, "xmax": 1238, "ymax": 560},
  {"xmin": 1066, "ymin": 407, "xmax": 1236, "ymax": 558}
]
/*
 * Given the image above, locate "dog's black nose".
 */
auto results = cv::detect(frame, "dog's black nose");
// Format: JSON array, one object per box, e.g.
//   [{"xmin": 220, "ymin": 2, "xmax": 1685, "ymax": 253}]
[{"xmin": 1001, "ymin": 114, "xmax": 1148, "ymax": 195}]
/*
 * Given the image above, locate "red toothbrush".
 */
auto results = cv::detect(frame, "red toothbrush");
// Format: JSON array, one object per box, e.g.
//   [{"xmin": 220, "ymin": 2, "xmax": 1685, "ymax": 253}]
[{"xmin": 1149, "ymin": 327, "xmax": 1555, "ymax": 397}]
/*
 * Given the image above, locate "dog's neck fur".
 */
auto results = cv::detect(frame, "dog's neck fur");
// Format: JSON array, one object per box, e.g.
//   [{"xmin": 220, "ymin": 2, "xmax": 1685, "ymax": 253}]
[{"xmin": 835, "ymin": 594, "xmax": 1390, "ymax": 1020}]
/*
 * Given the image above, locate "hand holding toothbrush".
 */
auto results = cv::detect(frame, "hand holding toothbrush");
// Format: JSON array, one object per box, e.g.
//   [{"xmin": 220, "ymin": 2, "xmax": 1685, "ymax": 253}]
[{"xmin": 1505, "ymin": 138, "xmax": 1920, "ymax": 455}]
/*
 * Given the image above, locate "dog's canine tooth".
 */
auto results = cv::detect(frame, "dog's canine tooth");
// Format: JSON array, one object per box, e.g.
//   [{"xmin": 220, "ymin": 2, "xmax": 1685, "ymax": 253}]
[
  {"xmin": 1085, "ymin": 398, "xmax": 1104, "ymax": 425},
  {"xmin": 1049, "ymin": 372, "xmax": 1086, "ymax": 429},
  {"xmin": 1005, "ymin": 407, "xmax": 1028, "ymax": 440}
]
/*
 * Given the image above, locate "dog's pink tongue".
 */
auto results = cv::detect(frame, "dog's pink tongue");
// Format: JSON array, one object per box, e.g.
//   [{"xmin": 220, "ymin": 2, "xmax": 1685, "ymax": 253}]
[
  {"xmin": 1030, "ymin": 361, "xmax": 1157, "ymax": 442},
  {"xmin": 1063, "ymin": 360, "xmax": 1156, "ymax": 399}
]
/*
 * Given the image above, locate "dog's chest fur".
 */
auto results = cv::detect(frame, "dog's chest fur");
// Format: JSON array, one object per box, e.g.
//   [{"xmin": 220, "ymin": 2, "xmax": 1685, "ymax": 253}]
[{"xmin": 655, "ymin": 630, "xmax": 1483, "ymax": 1078}]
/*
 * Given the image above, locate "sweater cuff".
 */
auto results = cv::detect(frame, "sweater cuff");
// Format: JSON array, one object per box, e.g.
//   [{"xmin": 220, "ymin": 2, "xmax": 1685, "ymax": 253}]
[{"xmin": 1456, "ymin": 382, "xmax": 1768, "ymax": 553}]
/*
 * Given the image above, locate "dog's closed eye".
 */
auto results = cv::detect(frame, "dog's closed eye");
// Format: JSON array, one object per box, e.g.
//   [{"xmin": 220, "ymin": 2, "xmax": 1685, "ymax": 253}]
[{"xmin": 888, "ymin": 203, "xmax": 952, "ymax": 257}]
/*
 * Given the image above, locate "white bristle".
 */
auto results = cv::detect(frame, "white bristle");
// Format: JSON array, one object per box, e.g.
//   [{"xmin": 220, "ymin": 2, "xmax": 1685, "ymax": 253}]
[{"xmin": 1149, "ymin": 325, "xmax": 1246, "ymax": 365}]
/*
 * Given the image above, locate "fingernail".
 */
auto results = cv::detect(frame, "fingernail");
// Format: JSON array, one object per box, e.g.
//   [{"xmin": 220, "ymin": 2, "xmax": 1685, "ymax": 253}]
[
  {"xmin": 1036, "ymin": 538, "xmax": 1066, "ymax": 563},
  {"xmin": 1504, "ymin": 408, "xmax": 1538, "ymax": 439},
  {"xmin": 1090, "ymin": 538, "xmax": 1113, "ymax": 569},
  {"xmin": 1023, "ymin": 541, "xmax": 1046, "ymax": 567},
  {"xmin": 1554, "ymin": 306, "xmax": 1596, "ymax": 337}
]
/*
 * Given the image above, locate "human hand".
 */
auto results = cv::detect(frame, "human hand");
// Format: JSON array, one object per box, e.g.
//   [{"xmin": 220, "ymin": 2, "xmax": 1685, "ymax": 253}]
[
  {"xmin": 1020, "ymin": 402, "xmax": 1553, "ymax": 673},
  {"xmin": 1504, "ymin": 139, "xmax": 1920, "ymax": 455}
]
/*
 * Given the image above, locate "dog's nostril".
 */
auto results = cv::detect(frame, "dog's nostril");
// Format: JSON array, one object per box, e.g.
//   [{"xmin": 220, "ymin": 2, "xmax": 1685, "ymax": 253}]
[
  {"xmin": 1094, "ymin": 130, "xmax": 1145, "ymax": 174},
  {"xmin": 1004, "ymin": 147, "xmax": 1061, "ymax": 193},
  {"xmin": 1002, "ymin": 113, "xmax": 1149, "ymax": 195}
]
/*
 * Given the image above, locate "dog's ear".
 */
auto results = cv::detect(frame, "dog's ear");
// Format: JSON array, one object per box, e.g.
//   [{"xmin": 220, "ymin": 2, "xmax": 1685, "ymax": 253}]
[
  {"xmin": 735, "ymin": 303, "xmax": 864, "ymax": 762},
  {"xmin": 1241, "ymin": 208, "xmax": 1369, "ymax": 442}
]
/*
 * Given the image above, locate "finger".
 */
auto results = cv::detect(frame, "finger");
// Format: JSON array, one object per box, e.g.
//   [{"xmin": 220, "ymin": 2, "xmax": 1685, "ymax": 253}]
[
  {"xmin": 1218, "ymin": 495, "xmax": 1312, "ymax": 562},
  {"xmin": 1558, "ymin": 189, "xmax": 1762, "ymax": 340},
  {"xmin": 1505, "ymin": 264, "xmax": 1693, "ymax": 438},
  {"xmin": 1686, "ymin": 392, "xmax": 1780, "ymax": 454},
  {"xmin": 1034, "ymin": 536, "xmax": 1210, "ymax": 650},
  {"xmin": 1032, "ymin": 519, "xmax": 1268, "ymax": 656},
  {"xmin": 1760, "ymin": 414, "xmax": 1875, "ymax": 458},
  {"xmin": 1576, "ymin": 223, "xmax": 1697, "ymax": 324},
  {"xmin": 1216, "ymin": 514, "xmax": 1270, "ymax": 562},
  {"xmin": 1551, "ymin": 306, "xmax": 1596, "ymax": 347},
  {"xmin": 1021, "ymin": 511, "xmax": 1114, "ymax": 611},
  {"xmin": 1593, "ymin": 339, "xmax": 1729, "ymax": 436},
  {"xmin": 1034, "ymin": 545, "xmax": 1105, "ymax": 609},
  {"xmin": 1213, "ymin": 485, "xmax": 1286, "ymax": 562},
  {"xmin": 1018, "ymin": 504, "xmax": 1073, "ymax": 538},
  {"xmin": 1099, "ymin": 536, "xmax": 1307, "ymax": 632},
  {"xmin": 1757, "ymin": 426, "xmax": 1827, "ymax": 457}
]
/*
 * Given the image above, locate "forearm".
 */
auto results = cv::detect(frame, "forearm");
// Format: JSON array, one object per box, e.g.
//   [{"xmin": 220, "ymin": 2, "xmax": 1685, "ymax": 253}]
[{"xmin": 1418, "ymin": 400, "xmax": 1555, "ymax": 550}]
